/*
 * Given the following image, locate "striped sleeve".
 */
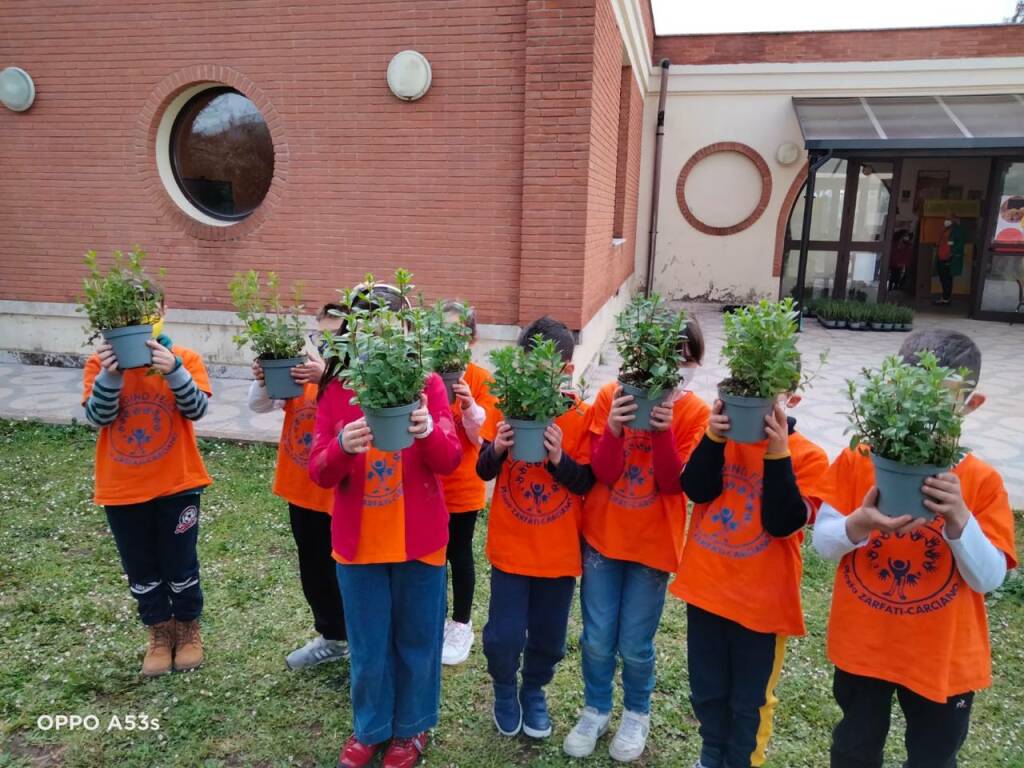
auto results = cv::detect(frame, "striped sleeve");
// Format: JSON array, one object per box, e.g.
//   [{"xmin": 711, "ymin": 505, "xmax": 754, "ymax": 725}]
[
  {"xmin": 84, "ymin": 368, "xmax": 124, "ymax": 426},
  {"xmin": 163, "ymin": 363, "xmax": 209, "ymax": 421}
]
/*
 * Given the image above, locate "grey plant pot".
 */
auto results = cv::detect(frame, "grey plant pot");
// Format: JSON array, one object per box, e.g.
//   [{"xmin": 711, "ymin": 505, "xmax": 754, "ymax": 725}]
[
  {"xmin": 718, "ymin": 391, "xmax": 774, "ymax": 444},
  {"xmin": 618, "ymin": 381, "xmax": 668, "ymax": 431},
  {"xmin": 871, "ymin": 453, "xmax": 947, "ymax": 520},
  {"xmin": 440, "ymin": 370, "xmax": 464, "ymax": 404},
  {"xmin": 260, "ymin": 356, "xmax": 306, "ymax": 400},
  {"xmin": 508, "ymin": 418, "xmax": 551, "ymax": 463},
  {"xmin": 848, "ymin": 321, "xmax": 866, "ymax": 330},
  {"xmin": 819, "ymin": 318, "xmax": 837, "ymax": 329},
  {"xmin": 882, "ymin": 322, "xmax": 895, "ymax": 331},
  {"xmin": 364, "ymin": 400, "xmax": 419, "ymax": 452},
  {"xmin": 868, "ymin": 322, "xmax": 883, "ymax": 331},
  {"xmin": 101, "ymin": 324, "xmax": 153, "ymax": 369}
]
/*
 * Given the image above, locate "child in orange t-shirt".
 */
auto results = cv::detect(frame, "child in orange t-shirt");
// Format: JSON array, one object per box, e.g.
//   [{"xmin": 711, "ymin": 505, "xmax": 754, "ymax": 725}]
[
  {"xmin": 476, "ymin": 316, "xmax": 594, "ymax": 742},
  {"xmin": 438, "ymin": 302, "xmax": 499, "ymax": 667},
  {"xmin": 674, "ymin": 390, "xmax": 827, "ymax": 768},
  {"xmin": 564, "ymin": 319, "xmax": 709, "ymax": 763},
  {"xmin": 248, "ymin": 302, "xmax": 348, "ymax": 671},
  {"xmin": 813, "ymin": 329, "xmax": 1017, "ymax": 768},
  {"xmin": 82, "ymin": 292, "xmax": 212, "ymax": 677}
]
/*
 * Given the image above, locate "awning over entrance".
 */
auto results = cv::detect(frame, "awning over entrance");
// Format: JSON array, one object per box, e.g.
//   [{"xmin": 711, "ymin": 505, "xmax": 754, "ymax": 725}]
[{"xmin": 792, "ymin": 94, "xmax": 1024, "ymax": 151}]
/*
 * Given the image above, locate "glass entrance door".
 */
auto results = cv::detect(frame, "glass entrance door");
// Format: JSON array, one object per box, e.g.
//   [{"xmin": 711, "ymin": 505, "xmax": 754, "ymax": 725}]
[{"xmin": 975, "ymin": 159, "xmax": 1024, "ymax": 321}]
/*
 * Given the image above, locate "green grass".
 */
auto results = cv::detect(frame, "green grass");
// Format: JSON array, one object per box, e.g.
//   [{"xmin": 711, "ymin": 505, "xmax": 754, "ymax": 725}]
[{"xmin": 0, "ymin": 420, "xmax": 1022, "ymax": 767}]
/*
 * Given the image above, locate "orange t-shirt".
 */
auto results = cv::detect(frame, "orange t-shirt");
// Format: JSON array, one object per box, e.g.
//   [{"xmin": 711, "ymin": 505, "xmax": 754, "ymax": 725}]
[
  {"xmin": 815, "ymin": 449, "xmax": 1018, "ymax": 702},
  {"xmin": 670, "ymin": 433, "xmax": 828, "ymax": 636},
  {"xmin": 441, "ymin": 362, "xmax": 499, "ymax": 513},
  {"xmin": 583, "ymin": 382, "xmax": 710, "ymax": 573},
  {"xmin": 333, "ymin": 446, "xmax": 446, "ymax": 566},
  {"xmin": 272, "ymin": 383, "xmax": 335, "ymax": 514},
  {"xmin": 82, "ymin": 348, "xmax": 213, "ymax": 506},
  {"xmin": 486, "ymin": 399, "xmax": 591, "ymax": 578}
]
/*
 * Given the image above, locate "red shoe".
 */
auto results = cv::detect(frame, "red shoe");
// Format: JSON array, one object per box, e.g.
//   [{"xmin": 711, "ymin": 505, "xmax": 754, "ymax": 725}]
[
  {"xmin": 382, "ymin": 732, "xmax": 429, "ymax": 768},
  {"xmin": 337, "ymin": 734, "xmax": 380, "ymax": 768}
]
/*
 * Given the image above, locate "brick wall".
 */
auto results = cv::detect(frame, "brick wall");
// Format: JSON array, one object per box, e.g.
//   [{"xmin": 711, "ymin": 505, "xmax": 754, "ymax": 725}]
[
  {"xmin": 654, "ymin": 24, "xmax": 1024, "ymax": 65},
  {"xmin": 0, "ymin": 1, "xmax": 530, "ymax": 325}
]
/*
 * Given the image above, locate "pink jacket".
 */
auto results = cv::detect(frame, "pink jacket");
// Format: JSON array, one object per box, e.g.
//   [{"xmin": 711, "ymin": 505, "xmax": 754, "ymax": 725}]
[{"xmin": 309, "ymin": 373, "xmax": 462, "ymax": 562}]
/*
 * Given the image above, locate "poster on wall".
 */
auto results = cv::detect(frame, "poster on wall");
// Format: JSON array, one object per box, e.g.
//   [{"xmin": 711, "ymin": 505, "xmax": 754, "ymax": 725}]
[{"xmin": 994, "ymin": 195, "xmax": 1024, "ymax": 247}]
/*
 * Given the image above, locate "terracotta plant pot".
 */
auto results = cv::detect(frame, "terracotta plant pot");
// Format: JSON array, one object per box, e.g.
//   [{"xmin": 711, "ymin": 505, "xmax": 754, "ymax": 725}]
[
  {"xmin": 363, "ymin": 400, "xmax": 419, "ymax": 452},
  {"xmin": 101, "ymin": 324, "xmax": 153, "ymax": 369},
  {"xmin": 871, "ymin": 453, "xmax": 947, "ymax": 520},
  {"xmin": 718, "ymin": 391, "xmax": 774, "ymax": 444},
  {"xmin": 440, "ymin": 370, "xmax": 464, "ymax": 403},
  {"xmin": 508, "ymin": 418, "xmax": 551, "ymax": 463},
  {"xmin": 260, "ymin": 356, "xmax": 306, "ymax": 400},
  {"xmin": 618, "ymin": 381, "xmax": 668, "ymax": 431}
]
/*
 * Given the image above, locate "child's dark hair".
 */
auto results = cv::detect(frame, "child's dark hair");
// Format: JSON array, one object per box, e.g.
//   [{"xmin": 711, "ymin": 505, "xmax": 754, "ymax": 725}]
[
  {"xmin": 317, "ymin": 302, "xmax": 347, "ymax": 333},
  {"xmin": 680, "ymin": 317, "xmax": 705, "ymax": 365},
  {"xmin": 899, "ymin": 328, "xmax": 981, "ymax": 386},
  {"xmin": 517, "ymin": 315, "xmax": 575, "ymax": 362},
  {"xmin": 442, "ymin": 300, "xmax": 477, "ymax": 341}
]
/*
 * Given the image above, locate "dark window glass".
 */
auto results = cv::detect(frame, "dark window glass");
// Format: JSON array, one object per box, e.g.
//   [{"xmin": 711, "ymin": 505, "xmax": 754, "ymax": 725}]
[{"xmin": 170, "ymin": 88, "xmax": 274, "ymax": 221}]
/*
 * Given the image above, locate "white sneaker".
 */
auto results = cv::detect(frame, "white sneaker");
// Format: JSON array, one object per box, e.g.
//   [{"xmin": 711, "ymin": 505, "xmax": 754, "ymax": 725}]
[
  {"xmin": 608, "ymin": 710, "xmax": 650, "ymax": 762},
  {"xmin": 285, "ymin": 636, "xmax": 349, "ymax": 670},
  {"xmin": 563, "ymin": 706, "xmax": 611, "ymax": 758},
  {"xmin": 442, "ymin": 619, "xmax": 474, "ymax": 665}
]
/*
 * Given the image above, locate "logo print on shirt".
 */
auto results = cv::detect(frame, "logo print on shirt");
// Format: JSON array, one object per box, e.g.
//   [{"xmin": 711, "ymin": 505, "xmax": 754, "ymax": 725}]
[
  {"xmin": 691, "ymin": 463, "xmax": 769, "ymax": 559},
  {"xmin": 501, "ymin": 462, "xmax": 572, "ymax": 525},
  {"xmin": 610, "ymin": 434, "xmax": 656, "ymax": 509},
  {"xmin": 843, "ymin": 524, "xmax": 959, "ymax": 615},
  {"xmin": 109, "ymin": 392, "xmax": 177, "ymax": 465},
  {"xmin": 364, "ymin": 452, "xmax": 402, "ymax": 508},
  {"xmin": 284, "ymin": 403, "xmax": 317, "ymax": 468}
]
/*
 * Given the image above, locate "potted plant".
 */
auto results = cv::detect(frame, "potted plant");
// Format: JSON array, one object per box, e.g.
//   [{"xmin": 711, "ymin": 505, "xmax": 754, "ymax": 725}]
[
  {"xmin": 894, "ymin": 305, "xmax": 914, "ymax": 332},
  {"xmin": 847, "ymin": 302, "xmax": 868, "ymax": 331},
  {"xmin": 845, "ymin": 352, "xmax": 969, "ymax": 519},
  {"xmin": 79, "ymin": 247, "xmax": 164, "ymax": 369},
  {"xmin": 335, "ymin": 270, "xmax": 429, "ymax": 452},
  {"xmin": 817, "ymin": 300, "xmax": 839, "ymax": 329},
  {"xmin": 230, "ymin": 270, "xmax": 307, "ymax": 400},
  {"xmin": 424, "ymin": 301, "xmax": 473, "ymax": 403},
  {"xmin": 719, "ymin": 298, "xmax": 824, "ymax": 443},
  {"xmin": 613, "ymin": 293, "xmax": 688, "ymax": 430},
  {"xmin": 866, "ymin": 304, "xmax": 884, "ymax": 331},
  {"xmin": 488, "ymin": 337, "xmax": 572, "ymax": 462}
]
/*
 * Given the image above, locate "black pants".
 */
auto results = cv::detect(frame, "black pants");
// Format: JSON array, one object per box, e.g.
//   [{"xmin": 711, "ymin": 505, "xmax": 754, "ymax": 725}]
[
  {"xmin": 289, "ymin": 504, "xmax": 346, "ymax": 641},
  {"xmin": 937, "ymin": 260, "xmax": 953, "ymax": 300},
  {"xmin": 687, "ymin": 604, "xmax": 785, "ymax": 768},
  {"xmin": 830, "ymin": 667, "xmax": 973, "ymax": 768},
  {"xmin": 106, "ymin": 493, "xmax": 203, "ymax": 626},
  {"xmin": 446, "ymin": 510, "xmax": 479, "ymax": 624},
  {"xmin": 483, "ymin": 567, "xmax": 575, "ymax": 690}
]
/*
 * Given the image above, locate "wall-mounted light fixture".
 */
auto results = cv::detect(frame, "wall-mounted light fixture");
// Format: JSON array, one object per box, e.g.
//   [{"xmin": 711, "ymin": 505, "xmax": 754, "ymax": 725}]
[
  {"xmin": 386, "ymin": 51, "xmax": 431, "ymax": 101},
  {"xmin": 775, "ymin": 142, "xmax": 801, "ymax": 166},
  {"xmin": 0, "ymin": 67, "xmax": 35, "ymax": 112}
]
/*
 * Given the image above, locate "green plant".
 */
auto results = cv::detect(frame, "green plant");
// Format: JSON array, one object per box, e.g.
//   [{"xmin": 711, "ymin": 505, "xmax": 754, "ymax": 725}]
[
  {"xmin": 845, "ymin": 351, "xmax": 970, "ymax": 467},
  {"xmin": 894, "ymin": 305, "xmax": 915, "ymax": 326},
  {"xmin": 614, "ymin": 293, "xmax": 688, "ymax": 397},
  {"xmin": 334, "ymin": 270, "xmax": 429, "ymax": 410},
  {"xmin": 78, "ymin": 247, "xmax": 164, "ymax": 340},
  {"xmin": 424, "ymin": 301, "xmax": 473, "ymax": 374},
  {"xmin": 488, "ymin": 338, "xmax": 571, "ymax": 422},
  {"xmin": 229, "ymin": 271, "xmax": 307, "ymax": 360},
  {"xmin": 720, "ymin": 298, "xmax": 824, "ymax": 398}
]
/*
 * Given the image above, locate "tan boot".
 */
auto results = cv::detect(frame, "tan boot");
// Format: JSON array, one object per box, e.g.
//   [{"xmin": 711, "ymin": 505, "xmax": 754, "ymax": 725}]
[
  {"xmin": 173, "ymin": 618, "xmax": 204, "ymax": 672},
  {"xmin": 141, "ymin": 620, "xmax": 175, "ymax": 677}
]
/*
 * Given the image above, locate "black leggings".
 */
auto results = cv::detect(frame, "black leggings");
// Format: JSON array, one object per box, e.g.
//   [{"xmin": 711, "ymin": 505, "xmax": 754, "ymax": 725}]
[
  {"xmin": 289, "ymin": 504, "xmax": 346, "ymax": 641},
  {"xmin": 447, "ymin": 511, "xmax": 479, "ymax": 624}
]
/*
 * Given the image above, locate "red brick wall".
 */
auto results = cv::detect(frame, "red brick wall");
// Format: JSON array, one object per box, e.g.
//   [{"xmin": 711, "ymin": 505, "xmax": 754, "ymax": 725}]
[
  {"xmin": 639, "ymin": 0, "xmax": 656, "ymax": 55},
  {"xmin": 654, "ymin": 25, "xmax": 1024, "ymax": 65},
  {"xmin": 619, "ymin": 72, "xmax": 644, "ymax": 290},
  {"xmin": 0, "ymin": 0, "xmax": 529, "ymax": 325}
]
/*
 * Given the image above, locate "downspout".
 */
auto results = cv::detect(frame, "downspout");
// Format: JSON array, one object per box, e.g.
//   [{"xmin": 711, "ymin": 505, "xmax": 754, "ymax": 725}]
[
  {"xmin": 794, "ymin": 148, "xmax": 833, "ymax": 328},
  {"xmin": 644, "ymin": 58, "xmax": 670, "ymax": 296}
]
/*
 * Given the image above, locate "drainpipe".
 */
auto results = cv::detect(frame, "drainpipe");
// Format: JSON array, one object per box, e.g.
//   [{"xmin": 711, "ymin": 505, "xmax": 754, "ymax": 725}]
[
  {"xmin": 644, "ymin": 58, "xmax": 670, "ymax": 297},
  {"xmin": 794, "ymin": 149, "xmax": 833, "ymax": 327}
]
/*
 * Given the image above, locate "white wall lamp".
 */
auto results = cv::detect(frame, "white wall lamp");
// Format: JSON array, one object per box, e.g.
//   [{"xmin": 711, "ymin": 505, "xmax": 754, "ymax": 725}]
[
  {"xmin": 386, "ymin": 50, "xmax": 431, "ymax": 101},
  {"xmin": 0, "ymin": 67, "xmax": 36, "ymax": 112},
  {"xmin": 775, "ymin": 142, "xmax": 801, "ymax": 167}
]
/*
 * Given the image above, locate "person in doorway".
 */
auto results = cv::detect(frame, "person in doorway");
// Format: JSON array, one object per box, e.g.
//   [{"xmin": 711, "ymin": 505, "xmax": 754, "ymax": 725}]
[
  {"xmin": 934, "ymin": 218, "xmax": 964, "ymax": 305},
  {"xmin": 888, "ymin": 230, "xmax": 913, "ymax": 292}
]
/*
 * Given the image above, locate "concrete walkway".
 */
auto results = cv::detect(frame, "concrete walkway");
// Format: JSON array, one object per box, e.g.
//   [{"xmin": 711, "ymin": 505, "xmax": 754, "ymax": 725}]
[{"xmin": 1, "ymin": 304, "xmax": 1021, "ymax": 505}]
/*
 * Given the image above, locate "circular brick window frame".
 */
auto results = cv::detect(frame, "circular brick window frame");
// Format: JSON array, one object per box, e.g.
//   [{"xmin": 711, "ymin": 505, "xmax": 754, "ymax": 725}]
[
  {"xmin": 135, "ymin": 65, "xmax": 288, "ymax": 241},
  {"xmin": 676, "ymin": 142, "xmax": 772, "ymax": 236}
]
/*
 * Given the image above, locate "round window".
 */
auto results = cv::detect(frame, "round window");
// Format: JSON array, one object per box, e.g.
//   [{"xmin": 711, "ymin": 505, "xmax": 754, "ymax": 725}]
[{"xmin": 169, "ymin": 87, "xmax": 274, "ymax": 221}]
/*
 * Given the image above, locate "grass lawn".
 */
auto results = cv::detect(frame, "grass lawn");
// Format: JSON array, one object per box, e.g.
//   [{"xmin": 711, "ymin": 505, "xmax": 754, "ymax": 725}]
[{"xmin": 1, "ymin": 420, "xmax": 1022, "ymax": 767}]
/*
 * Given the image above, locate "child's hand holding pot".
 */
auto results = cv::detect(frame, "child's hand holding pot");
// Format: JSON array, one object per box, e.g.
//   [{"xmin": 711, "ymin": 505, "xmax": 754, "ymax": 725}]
[{"xmin": 493, "ymin": 421, "xmax": 515, "ymax": 456}]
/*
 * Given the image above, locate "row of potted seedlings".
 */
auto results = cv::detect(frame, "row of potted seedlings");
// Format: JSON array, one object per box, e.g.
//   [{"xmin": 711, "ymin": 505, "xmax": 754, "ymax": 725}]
[
  {"xmin": 80, "ymin": 251, "xmax": 968, "ymax": 519},
  {"xmin": 809, "ymin": 299, "xmax": 915, "ymax": 332}
]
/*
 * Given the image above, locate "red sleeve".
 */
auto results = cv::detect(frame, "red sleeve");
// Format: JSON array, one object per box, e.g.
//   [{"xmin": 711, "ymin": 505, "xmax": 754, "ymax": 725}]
[
  {"xmin": 81, "ymin": 355, "xmax": 101, "ymax": 405},
  {"xmin": 415, "ymin": 373, "xmax": 463, "ymax": 476},
  {"xmin": 591, "ymin": 429, "xmax": 626, "ymax": 486},
  {"xmin": 651, "ymin": 429, "xmax": 683, "ymax": 495},
  {"xmin": 308, "ymin": 380, "xmax": 357, "ymax": 489}
]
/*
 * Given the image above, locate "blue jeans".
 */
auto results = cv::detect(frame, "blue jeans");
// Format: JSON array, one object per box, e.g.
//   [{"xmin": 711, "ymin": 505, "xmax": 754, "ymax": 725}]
[
  {"xmin": 482, "ymin": 567, "xmax": 576, "ymax": 690},
  {"xmin": 579, "ymin": 541, "xmax": 669, "ymax": 714},
  {"xmin": 335, "ymin": 561, "xmax": 446, "ymax": 744}
]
